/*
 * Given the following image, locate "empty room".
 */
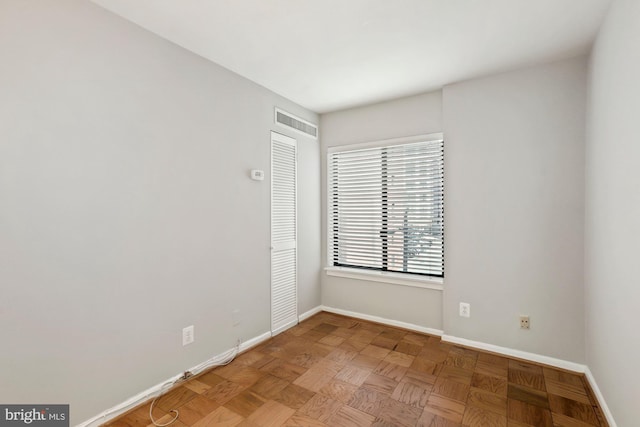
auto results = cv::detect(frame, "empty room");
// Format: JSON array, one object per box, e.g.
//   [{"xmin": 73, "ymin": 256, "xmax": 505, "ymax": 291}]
[{"xmin": 1, "ymin": 0, "xmax": 638, "ymax": 426}]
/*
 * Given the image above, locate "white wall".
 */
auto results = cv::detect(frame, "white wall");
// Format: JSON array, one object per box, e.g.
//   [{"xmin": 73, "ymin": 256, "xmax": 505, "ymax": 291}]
[
  {"xmin": 585, "ymin": 0, "xmax": 640, "ymax": 424},
  {"xmin": 443, "ymin": 57, "xmax": 587, "ymax": 362},
  {"xmin": 320, "ymin": 92, "xmax": 444, "ymax": 329},
  {"xmin": 297, "ymin": 136, "xmax": 323, "ymax": 315},
  {"xmin": 0, "ymin": 0, "xmax": 320, "ymax": 424}
]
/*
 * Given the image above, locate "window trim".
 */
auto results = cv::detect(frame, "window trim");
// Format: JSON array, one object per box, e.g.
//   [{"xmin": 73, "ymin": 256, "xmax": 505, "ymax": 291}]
[
  {"xmin": 325, "ymin": 266, "xmax": 444, "ymax": 290},
  {"xmin": 326, "ymin": 133, "xmax": 443, "ymax": 156},
  {"xmin": 326, "ymin": 133, "xmax": 444, "ymax": 282}
]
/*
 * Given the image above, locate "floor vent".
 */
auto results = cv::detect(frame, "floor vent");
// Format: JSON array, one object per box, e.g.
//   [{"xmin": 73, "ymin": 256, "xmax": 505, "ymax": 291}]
[{"xmin": 275, "ymin": 108, "xmax": 318, "ymax": 139}]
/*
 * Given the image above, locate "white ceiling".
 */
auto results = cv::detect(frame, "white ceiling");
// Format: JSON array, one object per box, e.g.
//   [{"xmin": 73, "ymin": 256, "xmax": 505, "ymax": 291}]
[{"xmin": 91, "ymin": 0, "xmax": 611, "ymax": 113}]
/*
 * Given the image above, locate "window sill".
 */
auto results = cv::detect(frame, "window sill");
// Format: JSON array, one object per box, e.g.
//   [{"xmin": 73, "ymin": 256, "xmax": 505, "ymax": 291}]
[{"xmin": 324, "ymin": 267, "xmax": 443, "ymax": 291}]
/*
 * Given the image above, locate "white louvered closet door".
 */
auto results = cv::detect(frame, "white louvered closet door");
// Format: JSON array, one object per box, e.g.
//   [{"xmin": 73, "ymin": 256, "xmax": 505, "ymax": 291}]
[{"xmin": 271, "ymin": 132, "xmax": 297, "ymax": 335}]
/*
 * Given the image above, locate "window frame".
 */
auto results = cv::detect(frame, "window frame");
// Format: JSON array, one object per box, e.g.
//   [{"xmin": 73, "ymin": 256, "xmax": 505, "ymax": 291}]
[{"xmin": 326, "ymin": 133, "xmax": 444, "ymax": 288}]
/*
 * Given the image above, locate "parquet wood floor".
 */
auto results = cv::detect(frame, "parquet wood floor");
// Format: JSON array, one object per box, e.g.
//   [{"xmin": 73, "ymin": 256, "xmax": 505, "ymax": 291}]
[{"xmin": 105, "ymin": 312, "xmax": 607, "ymax": 427}]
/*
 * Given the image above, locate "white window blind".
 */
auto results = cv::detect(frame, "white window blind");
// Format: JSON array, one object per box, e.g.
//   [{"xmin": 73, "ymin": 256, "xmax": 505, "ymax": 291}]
[{"xmin": 329, "ymin": 137, "xmax": 444, "ymax": 277}]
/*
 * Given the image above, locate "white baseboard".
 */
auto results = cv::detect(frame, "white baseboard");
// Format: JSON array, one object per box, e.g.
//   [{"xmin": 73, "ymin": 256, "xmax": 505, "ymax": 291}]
[
  {"xmin": 76, "ymin": 374, "xmax": 183, "ymax": 427},
  {"xmin": 76, "ymin": 331, "xmax": 271, "ymax": 427},
  {"xmin": 239, "ymin": 331, "xmax": 272, "ymax": 352},
  {"xmin": 299, "ymin": 305, "xmax": 323, "ymax": 322},
  {"xmin": 584, "ymin": 367, "xmax": 617, "ymax": 427},
  {"xmin": 321, "ymin": 305, "xmax": 444, "ymax": 336},
  {"xmin": 441, "ymin": 334, "xmax": 586, "ymax": 373}
]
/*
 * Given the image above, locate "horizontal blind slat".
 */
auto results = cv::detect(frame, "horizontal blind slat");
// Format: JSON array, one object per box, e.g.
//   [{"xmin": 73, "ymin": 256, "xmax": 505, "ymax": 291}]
[{"xmin": 329, "ymin": 138, "xmax": 444, "ymax": 278}]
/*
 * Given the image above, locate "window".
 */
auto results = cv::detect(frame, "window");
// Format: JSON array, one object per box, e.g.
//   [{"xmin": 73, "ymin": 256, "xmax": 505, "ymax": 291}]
[{"xmin": 328, "ymin": 135, "xmax": 444, "ymax": 278}]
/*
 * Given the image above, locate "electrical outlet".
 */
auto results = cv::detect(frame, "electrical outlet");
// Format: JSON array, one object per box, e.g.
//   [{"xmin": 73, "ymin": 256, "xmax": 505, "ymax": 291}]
[
  {"xmin": 459, "ymin": 302, "xmax": 471, "ymax": 318},
  {"xmin": 182, "ymin": 325, "xmax": 195, "ymax": 346},
  {"xmin": 520, "ymin": 315, "xmax": 530, "ymax": 329}
]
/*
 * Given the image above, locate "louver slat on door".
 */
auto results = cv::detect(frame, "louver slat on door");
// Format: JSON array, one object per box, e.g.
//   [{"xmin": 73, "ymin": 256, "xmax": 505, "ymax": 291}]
[{"xmin": 271, "ymin": 133, "xmax": 297, "ymax": 335}]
